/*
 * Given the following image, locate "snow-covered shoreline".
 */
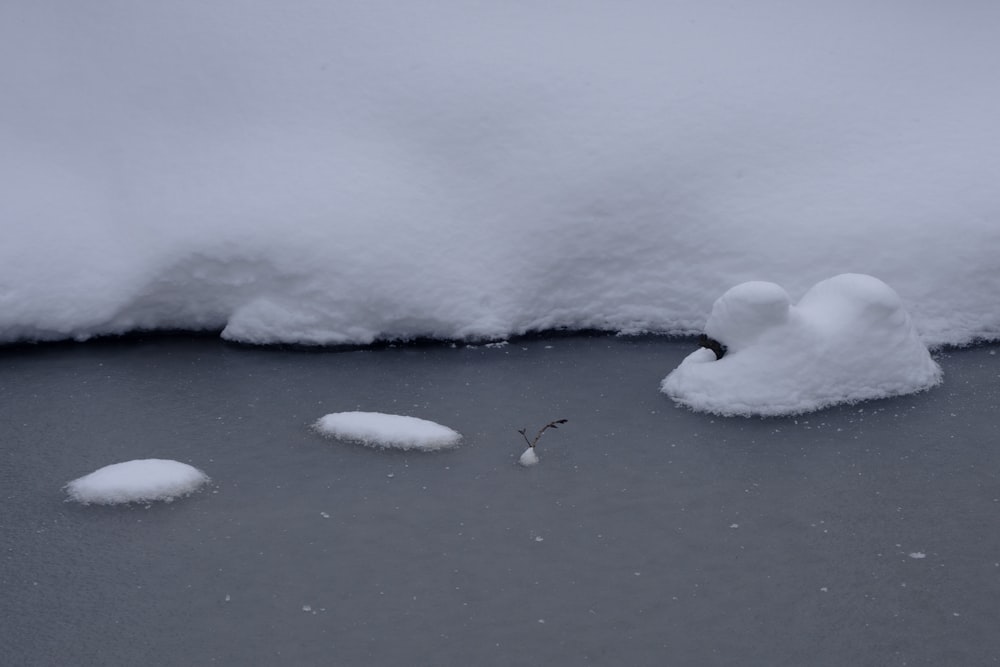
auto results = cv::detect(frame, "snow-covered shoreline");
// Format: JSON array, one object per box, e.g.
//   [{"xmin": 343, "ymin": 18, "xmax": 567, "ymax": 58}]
[
  {"xmin": 2, "ymin": 254, "xmax": 995, "ymax": 350},
  {"xmin": 3, "ymin": 323, "xmax": 993, "ymax": 354},
  {"xmin": 2, "ymin": 3, "xmax": 998, "ymax": 349}
]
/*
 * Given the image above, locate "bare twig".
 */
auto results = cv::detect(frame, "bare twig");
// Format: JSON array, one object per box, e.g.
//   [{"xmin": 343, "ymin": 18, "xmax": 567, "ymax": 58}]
[
  {"xmin": 697, "ymin": 334, "xmax": 727, "ymax": 360},
  {"xmin": 517, "ymin": 419, "xmax": 568, "ymax": 449}
]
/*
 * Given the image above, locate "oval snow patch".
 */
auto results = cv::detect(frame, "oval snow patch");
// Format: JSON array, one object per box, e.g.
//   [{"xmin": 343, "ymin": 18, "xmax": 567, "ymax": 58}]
[
  {"xmin": 313, "ymin": 411, "xmax": 462, "ymax": 451},
  {"xmin": 65, "ymin": 459, "xmax": 211, "ymax": 505}
]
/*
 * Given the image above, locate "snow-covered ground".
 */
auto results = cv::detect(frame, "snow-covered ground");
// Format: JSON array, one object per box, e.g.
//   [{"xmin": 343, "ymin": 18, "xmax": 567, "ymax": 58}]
[
  {"xmin": 1, "ymin": 3, "xmax": 998, "ymax": 348},
  {"xmin": 314, "ymin": 412, "xmax": 462, "ymax": 451},
  {"xmin": 662, "ymin": 274, "xmax": 942, "ymax": 416},
  {"xmin": 65, "ymin": 459, "xmax": 210, "ymax": 505}
]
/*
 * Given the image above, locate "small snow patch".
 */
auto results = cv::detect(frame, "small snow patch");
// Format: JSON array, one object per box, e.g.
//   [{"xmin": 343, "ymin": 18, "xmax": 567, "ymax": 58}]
[
  {"xmin": 519, "ymin": 448, "xmax": 539, "ymax": 467},
  {"xmin": 65, "ymin": 459, "xmax": 210, "ymax": 505},
  {"xmin": 909, "ymin": 552, "xmax": 926, "ymax": 559},
  {"xmin": 313, "ymin": 411, "xmax": 461, "ymax": 451}
]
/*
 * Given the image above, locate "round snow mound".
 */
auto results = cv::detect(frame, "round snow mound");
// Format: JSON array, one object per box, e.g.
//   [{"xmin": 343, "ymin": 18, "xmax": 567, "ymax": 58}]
[
  {"xmin": 662, "ymin": 273, "xmax": 942, "ymax": 416},
  {"xmin": 705, "ymin": 281, "xmax": 791, "ymax": 353},
  {"xmin": 314, "ymin": 411, "xmax": 462, "ymax": 451},
  {"xmin": 65, "ymin": 459, "xmax": 210, "ymax": 505},
  {"xmin": 519, "ymin": 447, "xmax": 539, "ymax": 467}
]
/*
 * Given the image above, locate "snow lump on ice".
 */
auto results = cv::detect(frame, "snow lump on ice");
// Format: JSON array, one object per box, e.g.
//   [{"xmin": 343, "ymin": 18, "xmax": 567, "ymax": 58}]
[
  {"xmin": 314, "ymin": 412, "xmax": 462, "ymax": 451},
  {"xmin": 661, "ymin": 274, "xmax": 942, "ymax": 417},
  {"xmin": 519, "ymin": 447, "xmax": 539, "ymax": 467},
  {"xmin": 65, "ymin": 459, "xmax": 210, "ymax": 505}
]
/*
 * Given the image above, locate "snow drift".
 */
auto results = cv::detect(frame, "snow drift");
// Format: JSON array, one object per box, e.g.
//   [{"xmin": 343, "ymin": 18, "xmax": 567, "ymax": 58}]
[
  {"xmin": 1, "ymin": 2, "xmax": 999, "ymax": 347},
  {"xmin": 661, "ymin": 274, "xmax": 942, "ymax": 416},
  {"xmin": 65, "ymin": 459, "xmax": 210, "ymax": 505},
  {"xmin": 314, "ymin": 412, "xmax": 462, "ymax": 451}
]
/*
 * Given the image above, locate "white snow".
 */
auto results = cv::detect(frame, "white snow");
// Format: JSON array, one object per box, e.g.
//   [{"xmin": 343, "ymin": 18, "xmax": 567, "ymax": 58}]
[
  {"xmin": 1, "ymin": 3, "xmax": 998, "ymax": 348},
  {"xmin": 313, "ymin": 412, "xmax": 461, "ymax": 451},
  {"xmin": 519, "ymin": 448, "xmax": 539, "ymax": 467},
  {"xmin": 662, "ymin": 274, "xmax": 942, "ymax": 416},
  {"xmin": 65, "ymin": 459, "xmax": 210, "ymax": 505}
]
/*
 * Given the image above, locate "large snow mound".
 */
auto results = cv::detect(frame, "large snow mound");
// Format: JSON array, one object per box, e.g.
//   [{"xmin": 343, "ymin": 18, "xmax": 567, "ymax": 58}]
[
  {"xmin": 2, "ymin": 3, "xmax": 999, "ymax": 347},
  {"xmin": 314, "ymin": 412, "xmax": 462, "ymax": 451},
  {"xmin": 65, "ymin": 459, "xmax": 210, "ymax": 505},
  {"xmin": 661, "ymin": 274, "xmax": 942, "ymax": 416}
]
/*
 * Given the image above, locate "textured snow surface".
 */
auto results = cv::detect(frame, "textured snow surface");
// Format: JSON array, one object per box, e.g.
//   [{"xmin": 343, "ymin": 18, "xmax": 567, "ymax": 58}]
[
  {"xmin": 519, "ymin": 448, "xmax": 540, "ymax": 467},
  {"xmin": 2, "ymin": 3, "xmax": 999, "ymax": 347},
  {"xmin": 314, "ymin": 412, "xmax": 462, "ymax": 451},
  {"xmin": 65, "ymin": 459, "xmax": 210, "ymax": 505},
  {"xmin": 662, "ymin": 274, "xmax": 942, "ymax": 416}
]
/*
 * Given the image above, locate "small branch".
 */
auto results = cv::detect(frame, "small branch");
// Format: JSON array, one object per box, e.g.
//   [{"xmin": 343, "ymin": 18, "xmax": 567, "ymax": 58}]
[
  {"xmin": 519, "ymin": 419, "xmax": 568, "ymax": 449},
  {"xmin": 698, "ymin": 334, "xmax": 727, "ymax": 360}
]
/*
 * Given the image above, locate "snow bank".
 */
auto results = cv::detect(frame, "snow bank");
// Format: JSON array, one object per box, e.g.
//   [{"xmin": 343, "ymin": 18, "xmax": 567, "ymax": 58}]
[
  {"xmin": 661, "ymin": 274, "xmax": 942, "ymax": 416},
  {"xmin": 65, "ymin": 459, "xmax": 210, "ymax": 505},
  {"xmin": 314, "ymin": 412, "xmax": 462, "ymax": 451},
  {"xmin": 2, "ymin": 3, "xmax": 999, "ymax": 347}
]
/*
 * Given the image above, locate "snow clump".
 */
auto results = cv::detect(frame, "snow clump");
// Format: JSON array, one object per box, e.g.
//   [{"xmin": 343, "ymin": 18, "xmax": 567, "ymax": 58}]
[
  {"xmin": 65, "ymin": 459, "xmax": 210, "ymax": 505},
  {"xmin": 314, "ymin": 411, "xmax": 462, "ymax": 451},
  {"xmin": 662, "ymin": 274, "xmax": 942, "ymax": 416},
  {"xmin": 519, "ymin": 447, "xmax": 539, "ymax": 467}
]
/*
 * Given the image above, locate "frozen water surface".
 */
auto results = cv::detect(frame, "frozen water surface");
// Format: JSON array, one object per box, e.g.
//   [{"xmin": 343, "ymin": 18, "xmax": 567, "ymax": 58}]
[{"xmin": 2, "ymin": 334, "xmax": 999, "ymax": 666}]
